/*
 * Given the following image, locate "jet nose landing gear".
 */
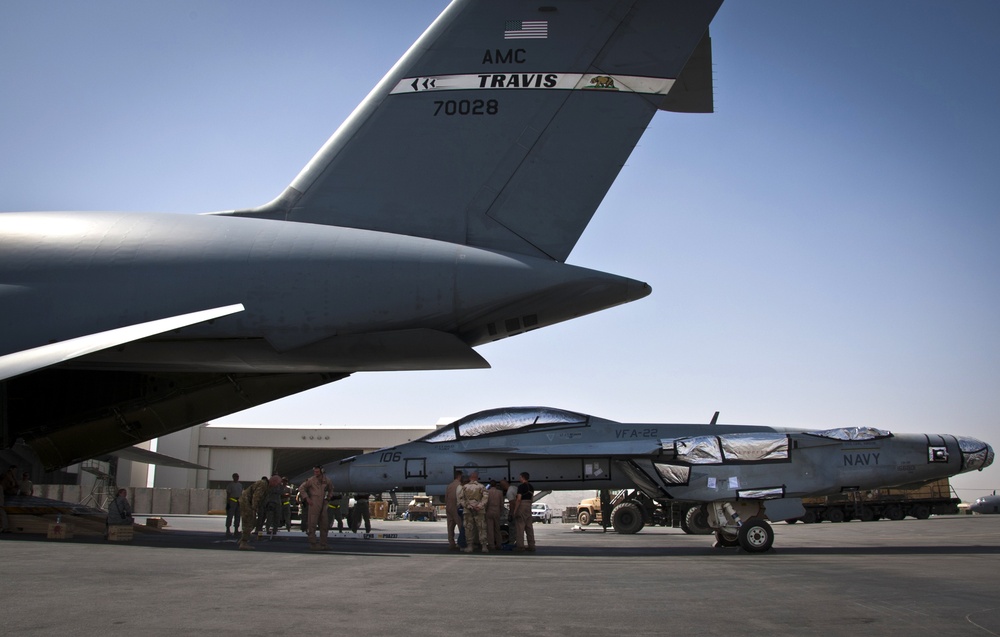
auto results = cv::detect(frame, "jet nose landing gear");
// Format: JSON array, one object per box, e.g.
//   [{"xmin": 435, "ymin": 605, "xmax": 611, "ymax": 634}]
[
  {"xmin": 736, "ymin": 517, "xmax": 774, "ymax": 552},
  {"xmin": 709, "ymin": 502, "xmax": 775, "ymax": 552}
]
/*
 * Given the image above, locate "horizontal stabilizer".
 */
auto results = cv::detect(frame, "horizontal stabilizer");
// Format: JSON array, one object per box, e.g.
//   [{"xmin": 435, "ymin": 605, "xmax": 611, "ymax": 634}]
[
  {"xmin": 108, "ymin": 446, "xmax": 211, "ymax": 470},
  {"xmin": 0, "ymin": 304, "xmax": 245, "ymax": 381}
]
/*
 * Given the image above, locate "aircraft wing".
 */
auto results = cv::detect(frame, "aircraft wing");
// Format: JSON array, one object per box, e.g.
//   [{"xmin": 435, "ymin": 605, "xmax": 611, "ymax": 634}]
[{"xmin": 0, "ymin": 304, "xmax": 245, "ymax": 381}]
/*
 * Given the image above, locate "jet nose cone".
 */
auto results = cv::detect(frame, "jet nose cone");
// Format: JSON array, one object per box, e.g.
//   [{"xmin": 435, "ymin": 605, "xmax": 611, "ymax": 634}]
[
  {"xmin": 324, "ymin": 458, "xmax": 353, "ymax": 492},
  {"xmin": 957, "ymin": 437, "xmax": 994, "ymax": 473}
]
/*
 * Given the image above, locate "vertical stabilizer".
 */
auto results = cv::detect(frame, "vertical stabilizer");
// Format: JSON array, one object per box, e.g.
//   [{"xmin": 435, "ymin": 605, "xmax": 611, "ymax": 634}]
[{"xmin": 226, "ymin": 0, "xmax": 723, "ymax": 261}]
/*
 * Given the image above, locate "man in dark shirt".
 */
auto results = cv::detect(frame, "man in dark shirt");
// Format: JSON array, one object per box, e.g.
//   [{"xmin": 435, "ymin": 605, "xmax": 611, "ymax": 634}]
[
  {"xmin": 512, "ymin": 472, "xmax": 536, "ymax": 552},
  {"xmin": 351, "ymin": 493, "xmax": 372, "ymax": 533}
]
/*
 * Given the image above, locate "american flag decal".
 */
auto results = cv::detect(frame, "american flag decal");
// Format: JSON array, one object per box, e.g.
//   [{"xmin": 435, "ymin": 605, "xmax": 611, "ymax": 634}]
[{"xmin": 504, "ymin": 20, "xmax": 548, "ymax": 40}]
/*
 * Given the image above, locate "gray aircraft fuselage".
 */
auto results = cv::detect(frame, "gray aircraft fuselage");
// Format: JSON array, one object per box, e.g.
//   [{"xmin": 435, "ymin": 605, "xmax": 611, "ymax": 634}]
[
  {"xmin": 970, "ymin": 495, "xmax": 1000, "ymax": 514},
  {"xmin": 326, "ymin": 407, "xmax": 993, "ymax": 515},
  {"xmin": 1, "ymin": 211, "xmax": 645, "ymax": 370}
]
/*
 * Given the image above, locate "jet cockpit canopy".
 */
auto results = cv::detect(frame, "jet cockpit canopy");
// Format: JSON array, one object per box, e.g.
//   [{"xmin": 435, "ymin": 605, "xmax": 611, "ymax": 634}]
[{"xmin": 421, "ymin": 407, "xmax": 588, "ymax": 443}]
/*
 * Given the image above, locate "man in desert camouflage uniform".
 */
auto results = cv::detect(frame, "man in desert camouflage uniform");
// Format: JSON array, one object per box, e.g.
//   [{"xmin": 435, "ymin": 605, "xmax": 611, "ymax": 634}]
[
  {"xmin": 456, "ymin": 470, "xmax": 489, "ymax": 553},
  {"xmin": 237, "ymin": 476, "xmax": 269, "ymax": 550}
]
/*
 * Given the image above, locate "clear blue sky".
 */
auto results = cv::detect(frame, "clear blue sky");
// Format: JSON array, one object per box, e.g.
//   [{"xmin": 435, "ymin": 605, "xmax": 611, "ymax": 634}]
[{"xmin": 2, "ymin": 1, "xmax": 997, "ymax": 500}]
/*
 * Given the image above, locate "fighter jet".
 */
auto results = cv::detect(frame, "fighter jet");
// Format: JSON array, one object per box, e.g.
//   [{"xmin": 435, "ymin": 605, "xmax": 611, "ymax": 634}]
[
  {"xmin": 970, "ymin": 494, "xmax": 1000, "ymax": 514},
  {"xmin": 0, "ymin": 1, "xmax": 723, "ymax": 470},
  {"xmin": 324, "ymin": 406, "xmax": 994, "ymax": 552}
]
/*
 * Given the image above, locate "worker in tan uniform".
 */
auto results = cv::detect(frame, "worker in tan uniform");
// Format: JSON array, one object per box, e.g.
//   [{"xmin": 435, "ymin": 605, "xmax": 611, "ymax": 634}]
[
  {"xmin": 237, "ymin": 477, "xmax": 269, "ymax": 550},
  {"xmin": 299, "ymin": 466, "xmax": 334, "ymax": 550},
  {"xmin": 457, "ymin": 470, "xmax": 489, "ymax": 553},
  {"xmin": 485, "ymin": 480, "xmax": 504, "ymax": 550},
  {"xmin": 445, "ymin": 469, "xmax": 463, "ymax": 550}
]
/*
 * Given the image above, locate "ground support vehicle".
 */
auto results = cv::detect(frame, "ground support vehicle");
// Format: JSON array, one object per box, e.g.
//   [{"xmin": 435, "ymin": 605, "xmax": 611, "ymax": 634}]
[
  {"xmin": 790, "ymin": 478, "xmax": 960, "ymax": 523},
  {"xmin": 406, "ymin": 496, "xmax": 437, "ymax": 522}
]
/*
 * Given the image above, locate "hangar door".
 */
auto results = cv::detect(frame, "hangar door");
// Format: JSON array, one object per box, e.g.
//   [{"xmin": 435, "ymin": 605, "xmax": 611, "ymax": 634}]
[{"xmin": 208, "ymin": 448, "xmax": 273, "ymax": 484}]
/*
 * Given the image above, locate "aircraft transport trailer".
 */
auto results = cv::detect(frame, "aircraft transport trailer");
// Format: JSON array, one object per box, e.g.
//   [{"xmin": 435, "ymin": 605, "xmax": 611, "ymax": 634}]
[
  {"xmin": 790, "ymin": 478, "xmax": 960, "ymax": 523},
  {"xmin": 576, "ymin": 490, "xmax": 698, "ymax": 534}
]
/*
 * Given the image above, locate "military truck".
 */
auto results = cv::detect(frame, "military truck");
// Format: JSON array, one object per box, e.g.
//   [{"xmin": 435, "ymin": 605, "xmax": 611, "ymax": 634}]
[
  {"xmin": 406, "ymin": 495, "xmax": 437, "ymax": 521},
  {"xmin": 788, "ymin": 478, "xmax": 960, "ymax": 523},
  {"xmin": 576, "ymin": 490, "xmax": 696, "ymax": 534}
]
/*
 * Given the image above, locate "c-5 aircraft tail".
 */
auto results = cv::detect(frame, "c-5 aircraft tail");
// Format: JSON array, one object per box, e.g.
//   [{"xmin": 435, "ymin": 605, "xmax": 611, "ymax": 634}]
[{"xmin": 225, "ymin": 0, "xmax": 721, "ymax": 261}]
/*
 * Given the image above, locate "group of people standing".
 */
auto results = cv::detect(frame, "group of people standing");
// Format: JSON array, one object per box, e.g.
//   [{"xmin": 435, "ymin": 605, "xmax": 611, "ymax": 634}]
[
  {"xmin": 226, "ymin": 468, "xmax": 373, "ymax": 551},
  {"xmin": 447, "ymin": 469, "xmax": 536, "ymax": 553},
  {"xmin": 1, "ymin": 465, "xmax": 34, "ymax": 534}
]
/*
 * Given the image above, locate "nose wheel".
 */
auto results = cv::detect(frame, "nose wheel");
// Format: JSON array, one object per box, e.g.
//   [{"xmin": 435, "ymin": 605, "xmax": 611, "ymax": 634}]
[{"xmin": 737, "ymin": 517, "xmax": 774, "ymax": 552}]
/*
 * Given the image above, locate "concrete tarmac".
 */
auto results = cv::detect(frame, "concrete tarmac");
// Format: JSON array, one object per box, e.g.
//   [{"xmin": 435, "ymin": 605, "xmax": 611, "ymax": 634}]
[{"xmin": 2, "ymin": 515, "xmax": 998, "ymax": 636}]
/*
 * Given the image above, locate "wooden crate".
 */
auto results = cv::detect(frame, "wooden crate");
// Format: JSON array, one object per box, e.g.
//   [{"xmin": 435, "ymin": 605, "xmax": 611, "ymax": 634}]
[
  {"xmin": 107, "ymin": 525, "xmax": 134, "ymax": 541},
  {"xmin": 47, "ymin": 523, "xmax": 73, "ymax": 539}
]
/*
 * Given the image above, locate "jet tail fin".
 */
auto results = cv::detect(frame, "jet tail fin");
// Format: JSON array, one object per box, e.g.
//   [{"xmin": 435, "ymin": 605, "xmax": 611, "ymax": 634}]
[{"xmin": 224, "ymin": 0, "xmax": 723, "ymax": 261}]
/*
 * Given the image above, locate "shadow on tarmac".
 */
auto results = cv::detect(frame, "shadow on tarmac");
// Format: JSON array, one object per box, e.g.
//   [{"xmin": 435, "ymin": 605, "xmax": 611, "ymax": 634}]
[{"xmin": 4, "ymin": 528, "xmax": 1000, "ymax": 558}]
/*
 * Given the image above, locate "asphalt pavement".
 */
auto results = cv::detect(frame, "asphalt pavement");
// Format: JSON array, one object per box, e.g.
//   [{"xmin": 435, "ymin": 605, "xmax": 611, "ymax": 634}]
[{"xmin": 1, "ymin": 514, "xmax": 998, "ymax": 636}]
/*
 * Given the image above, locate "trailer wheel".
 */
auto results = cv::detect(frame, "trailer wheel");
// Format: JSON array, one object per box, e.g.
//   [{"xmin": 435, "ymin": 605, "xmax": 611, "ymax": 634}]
[
  {"xmin": 859, "ymin": 507, "xmax": 875, "ymax": 522},
  {"xmin": 911, "ymin": 504, "xmax": 931, "ymax": 520},
  {"xmin": 611, "ymin": 502, "xmax": 645, "ymax": 534},
  {"xmin": 738, "ymin": 518, "xmax": 774, "ymax": 553},
  {"xmin": 681, "ymin": 505, "xmax": 713, "ymax": 535},
  {"xmin": 884, "ymin": 505, "xmax": 904, "ymax": 521},
  {"xmin": 826, "ymin": 508, "xmax": 846, "ymax": 523},
  {"xmin": 577, "ymin": 510, "xmax": 592, "ymax": 526}
]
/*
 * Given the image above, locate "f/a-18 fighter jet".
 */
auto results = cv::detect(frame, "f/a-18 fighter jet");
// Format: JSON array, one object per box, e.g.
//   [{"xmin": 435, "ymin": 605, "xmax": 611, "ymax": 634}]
[{"xmin": 324, "ymin": 407, "xmax": 994, "ymax": 552}]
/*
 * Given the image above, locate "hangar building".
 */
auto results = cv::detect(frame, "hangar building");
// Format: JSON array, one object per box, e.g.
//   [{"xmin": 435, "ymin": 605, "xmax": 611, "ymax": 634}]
[{"xmin": 122, "ymin": 422, "xmax": 437, "ymax": 489}]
